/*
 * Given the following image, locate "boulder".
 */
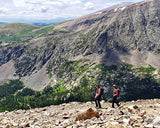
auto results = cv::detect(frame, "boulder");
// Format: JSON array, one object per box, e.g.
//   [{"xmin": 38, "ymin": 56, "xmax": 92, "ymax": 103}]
[
  {"xmin": 152, "ymin": 116, "xmax": 160, "ymax": 127},
  {"xmin": 144, "ymin": 124, "xmax": 154, "ymax": 128},
  {"xmin": 86, "ymin": 102, "xmax": 92, "ymax": 105},
  {"xmin": 140, "ymin": 110, "xmax": 146, "ymax": 116},
  {"xmin": 100, "ymin": 100, "xmax": 105, "ymax": 105},
  {"xmin": 123, "ymin": 118, "xmax": 129, "ymax": 125},
  {"xmin": 23, "ymin": 123, "xmax": 30, "ymax": 127},
  {"xmin": 75, "ymin": 108, "xmax": 99, "ymax": 121},
  {"xmin": 5, "ymin": 125, "xmax": 10, "ymax": 128},
  {"xmin": 105, "ymin": 122, "xmax": 124, "ymax": 128},
  {"xmin": 142, "ymin": 115, "xmax": 147, "ymax": 121},
  {"xmin": 129, "ymin": 117, "xmax": 138, "ymax": 126},
  {"xmin": 133, "ymin": 123, "xmax": 141, "ymax": 127},
  {"xmin": 128, "ymin": 105, "xmax": 140, "ymax": 114}
]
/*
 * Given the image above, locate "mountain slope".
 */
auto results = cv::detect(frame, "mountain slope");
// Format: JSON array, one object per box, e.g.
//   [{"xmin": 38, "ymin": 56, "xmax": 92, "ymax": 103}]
[
  {"xmin": 0, "ymin": 23, "xmax": 39, "ymax": 34},
  {"xmin": 0, "ymin": 23, "xmax": 58, "ymax": 46},
  {"xmin": 53, "ymin": 0, "xmax": 160, "ymax": 66},
  {"xmin": 0, "ymin": 99, "xmax": 160, "ymax": 127}
]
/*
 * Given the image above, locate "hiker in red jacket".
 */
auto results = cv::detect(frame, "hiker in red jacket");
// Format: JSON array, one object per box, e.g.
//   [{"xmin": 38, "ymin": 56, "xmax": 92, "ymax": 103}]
[
  {"xmin": 95, "ymin": 85, "xmax": 102, "ymax": 108},
  {"xmin": 112, "ymin": 85, "xmax": 120, "ymax": 108}
]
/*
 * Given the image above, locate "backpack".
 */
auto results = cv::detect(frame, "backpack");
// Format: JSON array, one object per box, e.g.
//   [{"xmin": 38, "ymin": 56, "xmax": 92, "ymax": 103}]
[
  {"xmin": 117, "ymin": 89, "xmax": 121, "ymax": 97},
  {"xmin": 100, "ymin": 87, "xmax": 104, "ymax": 95}
]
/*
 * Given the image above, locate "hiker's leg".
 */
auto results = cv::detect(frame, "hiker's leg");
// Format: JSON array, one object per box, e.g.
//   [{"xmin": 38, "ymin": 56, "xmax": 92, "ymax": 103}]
[
  {"xmin": 97, "ymin": 99, "xmax": 101, "ymax": 108},
  {"xmin": 115, "ymin": 97, "xmax": 120, "ymax": 107},
  {"xmin": 112, "ymin": 96, "xmax": 116, "ymax": 108},
  {"xmin": 95, "ymin": 96, "xmax": 101, "ymax": 108},
  {"xmin": 95, "ymin": 98, "xmax": 98, "ymax": 107}
]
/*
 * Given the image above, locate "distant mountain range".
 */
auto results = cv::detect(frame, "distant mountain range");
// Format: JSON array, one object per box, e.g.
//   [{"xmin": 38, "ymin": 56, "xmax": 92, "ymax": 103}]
[
  {"xmin": 0, "ymin": 22, "xmax": 6, "ymax": 25},
  {"xmin": 0, "ymin": 17, "xmax": 75, "ymax": 26}
]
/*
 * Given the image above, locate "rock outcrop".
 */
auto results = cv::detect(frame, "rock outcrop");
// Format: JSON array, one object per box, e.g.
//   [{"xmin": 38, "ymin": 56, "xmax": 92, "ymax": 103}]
[{"xmin": 0, "ymin": 99, "xmax": 160, "ymax": 127}]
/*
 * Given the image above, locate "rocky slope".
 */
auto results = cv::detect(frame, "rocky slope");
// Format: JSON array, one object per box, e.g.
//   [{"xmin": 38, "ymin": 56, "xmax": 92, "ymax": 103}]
[
  {"xmin": 0, "ymin": 0, "xmax": 160, "ymax": 106},
  {"xmin": 0, "ymin": 99, "xmax": 160, "ymax": 128}
]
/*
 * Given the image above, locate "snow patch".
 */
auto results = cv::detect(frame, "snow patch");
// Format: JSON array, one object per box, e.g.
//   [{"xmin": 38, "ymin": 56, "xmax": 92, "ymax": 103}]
[
  {"xmin": 121, "ymin": 7, "xmax": 126, "ymax": 10},
  {"xmin": 114, "ymin": 8, "xmax": 118, "ymax": 12},
  {"xmin": 95, "ymin": 11, "xmax": 102, "ymax": 15}
]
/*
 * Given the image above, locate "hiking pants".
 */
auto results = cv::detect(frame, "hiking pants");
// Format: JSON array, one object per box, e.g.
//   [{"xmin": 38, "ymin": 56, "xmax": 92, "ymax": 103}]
[
  {"xmin": 112, "ymin": 96, "xmax": 120, "ymax": 108},
  {"xmin": 95, "ymin": 95, "xmax": 101, "ymax": 108}
]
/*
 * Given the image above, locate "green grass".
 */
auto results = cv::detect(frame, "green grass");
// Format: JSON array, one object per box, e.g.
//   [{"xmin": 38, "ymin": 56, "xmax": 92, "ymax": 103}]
[
  {"xmin": 0, "ymin": 23, "xmax": 39, "ymax": 34},
  {"xmin": 137, "ymin": 66, "xmax": 156, "ymax": 74},
  {"xmin": 0, "ymin": 23, "xmax": 39, "ymax": 43},
  {"xmin": 31, "ymin": 25, "xmax": 54, "ymax": 37},
  {"xmin": 0, "ymin": 23, "xmax": 68, "ymax": 45},
  {"xmin": 48, "ymin": 73, "xmax": 53, "ymax": 78},
  {"xmin": 54, "ymin": 86, "xmax": 68, "ymax": 94}
]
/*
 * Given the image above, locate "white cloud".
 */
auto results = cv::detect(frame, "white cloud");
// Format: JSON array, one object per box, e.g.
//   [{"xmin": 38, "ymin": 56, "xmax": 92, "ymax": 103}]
[
  {"xmin": 84, "ymin": 2, "xmax": 94, "ymax": 10},
  {"xmin": 18, "ymin": 11, "xmax": 26, "ymax": 15},
  {"xmin": 0, "ymin": 8, "xmax": 8, "ymax": 14},
  {"xmin": 45, "ymin": 1, "xmax": 63, "ymax": 6},
  {"xmin": 70, "ymin": 0, "xmax": 81, "ymax": 5},
  {"xmin": 105, "ymin": 2, "xmax": 120, "ymax": 7},
  {"xmin": 0, "ymin": 0, "xmax": 144, "ymax": 20},
  {"xmin": 41, "ymin": 7, "xmax": 48, "ymax": 13},
  {"xmin": 13, "ymin": 0, "xmax": 26, "ymax": 7}
]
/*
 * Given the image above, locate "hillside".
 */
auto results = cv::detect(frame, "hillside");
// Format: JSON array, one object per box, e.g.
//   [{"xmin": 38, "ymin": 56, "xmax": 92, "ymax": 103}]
[
  {"xmin": 0, "ymin": 23, "xmax": 39, "ymax": 34},
  {"xmin": 0, "ymin": 23, "xmax": 39, "ymax": 44},
  {"xmin": 0, "ymin": 23, "xmax": 59, "ymax": 46},
  {"xmin": 0, "ymin": 0, "xmax": 160, "ymax": 112},
  {"xmin": 0, "ymin": 99, "xmax": 160, "ymax": 127}
]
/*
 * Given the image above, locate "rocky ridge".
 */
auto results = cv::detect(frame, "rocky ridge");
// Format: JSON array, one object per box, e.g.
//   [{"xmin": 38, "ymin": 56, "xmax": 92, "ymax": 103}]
[{"xmin": 1, "ymin": 99, "xmax": 160, "ymax": 128}]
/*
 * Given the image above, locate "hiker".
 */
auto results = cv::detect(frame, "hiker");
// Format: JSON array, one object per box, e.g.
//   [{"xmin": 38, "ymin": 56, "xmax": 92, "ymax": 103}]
[
  {"xmin": 95, "ymin": 85, "xmax": 102, "ymax": 108},
  {"xmin": 112, "ymin": 85, "xmax": 120, "ymax": 108}
]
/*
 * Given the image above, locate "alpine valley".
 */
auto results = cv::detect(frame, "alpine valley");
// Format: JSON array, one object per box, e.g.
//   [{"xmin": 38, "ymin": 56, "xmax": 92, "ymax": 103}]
[{"xmin": 0, "ymin": 0, "xmax": 160, "ymax": 112}]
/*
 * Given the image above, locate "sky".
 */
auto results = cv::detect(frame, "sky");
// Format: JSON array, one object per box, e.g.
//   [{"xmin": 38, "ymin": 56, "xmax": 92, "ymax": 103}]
[{"xmin": 0, "ymin": 0, "xmax": 143, "ymax": 22}]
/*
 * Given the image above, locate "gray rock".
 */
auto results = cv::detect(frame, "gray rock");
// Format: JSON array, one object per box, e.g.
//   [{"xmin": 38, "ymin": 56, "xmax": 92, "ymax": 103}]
[{"xmin": 152, "ymin": 116, "xmax": 160, "ymax": 127}]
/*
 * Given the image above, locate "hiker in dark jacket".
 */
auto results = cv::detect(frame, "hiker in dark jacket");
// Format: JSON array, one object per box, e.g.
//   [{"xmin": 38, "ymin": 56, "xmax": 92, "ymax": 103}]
[
  {"xmin": 112, "ymin": 85, "xmax": 120, "ymax": 108},
  {"xmin": 95, "ymin": 85, "xmax": 102, "ymax": 108}
]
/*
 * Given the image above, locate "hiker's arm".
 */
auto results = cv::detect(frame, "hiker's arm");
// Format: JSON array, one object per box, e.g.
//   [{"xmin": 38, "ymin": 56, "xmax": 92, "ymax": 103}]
[
  {"xmin": 95, "ymin": 88, "xmax": 101, "ymax": 98},
  {"xmin": 114, "ymin": 89, "xmax": 118, "ymax": 97}
]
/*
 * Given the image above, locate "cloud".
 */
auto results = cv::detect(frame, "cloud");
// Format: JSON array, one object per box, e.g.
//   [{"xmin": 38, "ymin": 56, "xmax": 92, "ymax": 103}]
[
  {"xmin": 18, "ymin": 11, "xmax": 30, "ymax": 15},
  {"xmin": 45, "ymin": 1, "xmax": 63, "ymax": 6},
  {"xmin": 0, "ymin": 8, "xmax": 8, "ymax": 14},
  {"xmin": 84, "ymin": 2, "xmax": 94, "ymax": 10},
  {"xmin": 41, "ymin": 7, "xmax": 48, "ymax": 13},
  {"xmin": 26, "ymin": 0, "xmax": 63, "ymax": 6},
  {"xmin": 0, "ymin": 0, "xmax": 144, "ymax": 20},
  {"xmin": 70, "ymin": 0, "xmax": 81, "ymax": 5},
  {"xmin": 13, "ymin": 0, "xmax": 26, "ymax": 7},
  {"xmin": 25, "ymin": 1, "xmax": 43, "ymax": 5}
]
